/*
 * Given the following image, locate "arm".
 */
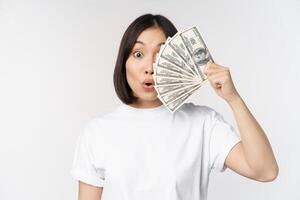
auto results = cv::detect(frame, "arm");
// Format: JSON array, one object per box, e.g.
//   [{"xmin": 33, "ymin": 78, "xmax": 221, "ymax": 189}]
[
  {"xmin": 203, "ymin": 61, "xmax": 279, "ymax": 182},
  {"xmin": 225, "ymin": 97, "xmax": 278, "ymax": 181},
  {"xmin": 79, "ymin": 181, "xmax": 103, "ymax": 200}
]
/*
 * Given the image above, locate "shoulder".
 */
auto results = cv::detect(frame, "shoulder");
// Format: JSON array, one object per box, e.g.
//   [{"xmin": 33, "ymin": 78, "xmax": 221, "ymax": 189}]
[
  {"xmin": 85, "ymin": 107, "xmax": 121, "ymax": 128},
  {"xmin": 82, "ymin": 107, "xmax": 123, "ymax": 137},
  {"xmin": 80, "ymin": 113, "xmax": 108, "ymax": 138}
]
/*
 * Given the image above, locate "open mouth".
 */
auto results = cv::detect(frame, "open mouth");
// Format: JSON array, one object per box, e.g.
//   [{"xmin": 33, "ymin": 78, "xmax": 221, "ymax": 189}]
[
  {"xmin": 143, "ymin": 83, "xmax": 154, "ymax": 88},
  {"xmin": 142, "ymin": 82, "xmax": 154, "ymax": 91},
  {"xmin": 142, "ymin": 79, "xmax": 155, "ymax": 90}
]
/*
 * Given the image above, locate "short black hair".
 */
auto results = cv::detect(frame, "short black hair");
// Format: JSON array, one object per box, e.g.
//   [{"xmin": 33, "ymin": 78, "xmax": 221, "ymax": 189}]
[{"xmin": 113, "ymin": 13, "xmax": 178, "ymax": 105}]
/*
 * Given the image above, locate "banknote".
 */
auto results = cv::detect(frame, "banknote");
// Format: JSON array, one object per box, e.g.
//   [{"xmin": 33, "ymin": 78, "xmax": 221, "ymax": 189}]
[
  {"xmin": 153, "ymin": 26, "xmax": 213, "ymax": 113},
  {"xmin": 157, "ymin": 83, "xmax": 201, "ymax": 104},
  {"xmin": 157, "ymin": 82, "xmax": 200, "ymax": 97},
  {"xmin": 158, "ymin": 41, "xmax": 199, "ymax": 77},
  {"xmin": 165, "ymin": 91, "xmax": 193, "ymax": 112},
  {"xmin": 154, "ymin": 56, "xmax": 194, "ymax": 78},
  {"xmin": 180, "ymin": 26, "xmax": 214, "ymax": 81},
  {"xmin": 160, "ymin": 84, "xmax": 202, "ymax": 112},
  {"xmin": 168, "ymin": 32, "xmax": 201, "ymax": 78}
]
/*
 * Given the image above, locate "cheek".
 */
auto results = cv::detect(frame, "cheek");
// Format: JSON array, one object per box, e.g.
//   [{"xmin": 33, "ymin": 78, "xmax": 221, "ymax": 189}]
[{"xmin": 125, "ymin": 58, "xmax": 139, "ymax": 86}]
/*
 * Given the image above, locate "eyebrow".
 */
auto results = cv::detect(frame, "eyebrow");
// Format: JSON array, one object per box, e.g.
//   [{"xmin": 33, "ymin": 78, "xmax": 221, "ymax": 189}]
[{"xmin": 135, "ymin": 40, "xmax": 165, "ymax": 47}]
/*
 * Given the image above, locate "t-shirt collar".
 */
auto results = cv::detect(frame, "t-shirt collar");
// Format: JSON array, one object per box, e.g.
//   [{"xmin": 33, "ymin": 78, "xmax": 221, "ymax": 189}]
[{"xmin": 118, "ymin": 103, "xmax": 166, "ymax": 115}]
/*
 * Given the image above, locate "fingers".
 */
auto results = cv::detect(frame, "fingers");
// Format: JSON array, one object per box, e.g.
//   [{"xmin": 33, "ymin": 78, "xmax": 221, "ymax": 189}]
[
  {"xmin": 203, "ymin": 61, "xmax": 229, "ymax": 77},
  {"xmin": 209, "ymin": 72, "xmax": 229, "ymax": 89},
  {"xmin": 203, "ymin": 61, "xmax": 231, "ymax": 89}
]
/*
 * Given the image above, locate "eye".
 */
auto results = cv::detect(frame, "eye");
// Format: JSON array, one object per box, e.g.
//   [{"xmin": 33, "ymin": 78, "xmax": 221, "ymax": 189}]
[{"xmin": 133, "ymin": 51, "xmax": 143, "ymax": 58}]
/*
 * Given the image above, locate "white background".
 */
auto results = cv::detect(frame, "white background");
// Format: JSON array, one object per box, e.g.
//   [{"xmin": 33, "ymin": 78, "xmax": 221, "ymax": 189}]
[{"xmin": 0, "ymin": 0, "xmax": 299, "ymax": 199}]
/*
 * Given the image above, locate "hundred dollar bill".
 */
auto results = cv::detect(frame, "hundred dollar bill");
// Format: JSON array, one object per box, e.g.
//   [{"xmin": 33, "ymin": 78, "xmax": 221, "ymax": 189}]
[
  {"xmin": 158, "ymin": 82, "xmax": 200, "ymax": 97},
  {"xmin": 153, "ymin": 74, "xmax": 195, "ymax": 83},
  {"xmin": 168, "ymin": 32, "xmax": 201, "ymax": 78},
  {"xmin": 154, "ymin": 56, "xmax": 194, "ymax": 78},
  {"xmin": 165, "ymin": 84, "xmax": 201, "ymax": 105},
  {"xmin": 157, "ymin": 83, "xmax": 200, "ymax": 104},
  {"xmin": 153, "ymin": 74, "xmax": 195, "ymax": 87},
  {"xmin": 154, "ymin": 81, "xmax": 199, "ymax": 87},
  {"xmin": 155, "ymin": 83, "xmax": 194, "ymax": 96},
  {"xmin": 180, "ymin": 26, "xmax": 214, "ymax": 81},
  {"xmin": 158, "ymin": 41, "xmax": 199, "ymax": 77},
  {"xmin": 165, "ymin": 92, "xmax": 192, "ymax": 113},
  {"xmin": 153, "ymin": 63, "xmax": 193, "ymax": 80},
  {"xmin": 155, "ymin": 84, "xmax": 187, "ymax": 95},
  {"xmin": 160, "ymin": 84, "xmax": 202, "ymax": 112}
]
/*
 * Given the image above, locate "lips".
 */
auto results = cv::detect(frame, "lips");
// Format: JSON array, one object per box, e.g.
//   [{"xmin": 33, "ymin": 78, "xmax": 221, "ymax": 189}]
[
  {"xmin": 142, "ymin": 79, "xmax": 154, "ymax": 87},
  {"xmin": 142, "ymin": 79, "xmax": 155, "ymax": 90}
]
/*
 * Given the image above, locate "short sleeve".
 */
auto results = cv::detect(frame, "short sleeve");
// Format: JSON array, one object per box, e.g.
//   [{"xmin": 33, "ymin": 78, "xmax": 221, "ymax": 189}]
[
  {"xmin": 209, "ymin": 110, "xmax": 241, "ymax": 172},
  {"xmin": 70, "ymin": 123, "xmax": 105, "ymax": 187}
]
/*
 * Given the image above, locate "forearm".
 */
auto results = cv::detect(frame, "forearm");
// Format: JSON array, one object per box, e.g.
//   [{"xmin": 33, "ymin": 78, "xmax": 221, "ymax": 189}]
[{"xmin": 227, "ymin": 96, "xmax": 279, "ymax": 177}]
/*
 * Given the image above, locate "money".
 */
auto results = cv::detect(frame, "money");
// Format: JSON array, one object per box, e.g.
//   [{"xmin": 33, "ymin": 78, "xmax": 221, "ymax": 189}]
[
  {"xmin": 157, "ymin": 83, "xmax": 200, "ymax": 104},
  {"xmin": 168, "ymin": 32, "xmax": 201, "ymax": 77},
  {"xmin": 158, "ymin": 42, "xmax": 198, "ymax": 77},
  {"xmin": 154, "ymin": 57, "xmax": 194, "ymax": 78},
  {"xmin": 158, "ymin": 82, "xmax": 201, "ymax": 97},
  {"xmin": 153, "ymin": 26, "xmax": 213, "ymax": 113},
  {"xmin": 180, "ymin": 26, "xmax": 214, "ymax": 80}
]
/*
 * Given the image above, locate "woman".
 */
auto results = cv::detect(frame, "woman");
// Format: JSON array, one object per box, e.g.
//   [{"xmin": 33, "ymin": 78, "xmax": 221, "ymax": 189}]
[{"xmin": 70, "ymin": 13, "xmax": 279, "ymax": 200}]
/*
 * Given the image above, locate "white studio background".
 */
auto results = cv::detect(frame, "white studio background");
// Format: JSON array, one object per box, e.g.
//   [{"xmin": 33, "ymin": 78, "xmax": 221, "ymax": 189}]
[{"xmin": 0, "ymin": 0, "xmax": 299, "ymax": 199}]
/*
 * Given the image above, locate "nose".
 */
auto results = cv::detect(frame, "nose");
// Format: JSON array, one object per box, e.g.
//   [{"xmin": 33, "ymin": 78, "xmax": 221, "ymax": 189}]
[
  {"xmin": 145, "ymin": 67, "xmax": 153, "ymax": 75},
  {"xmin": 144, "ymin": 56, "xmax": 155, "ymax": 75}
]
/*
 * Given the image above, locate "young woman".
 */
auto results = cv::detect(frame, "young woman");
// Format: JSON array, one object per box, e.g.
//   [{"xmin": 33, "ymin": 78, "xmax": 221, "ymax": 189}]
[{"xmin": 71, "ymin": 13, "xmax": 279, "ymax": 200}]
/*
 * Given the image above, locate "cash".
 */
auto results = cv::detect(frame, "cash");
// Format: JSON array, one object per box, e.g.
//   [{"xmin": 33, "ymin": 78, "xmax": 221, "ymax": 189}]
[{"xmin": 153, "ymin": 26, "xmax": 213, "ymax": 113}]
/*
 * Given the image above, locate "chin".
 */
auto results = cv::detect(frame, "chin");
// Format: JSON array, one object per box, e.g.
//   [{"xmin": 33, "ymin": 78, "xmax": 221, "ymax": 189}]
[
  {"xmin": 136, "ymin": 93, "xmax": 158, "ymax": 101},
  {"xmin": 140, "ymin": 95, "xmax": 158, "ymax": 101}
]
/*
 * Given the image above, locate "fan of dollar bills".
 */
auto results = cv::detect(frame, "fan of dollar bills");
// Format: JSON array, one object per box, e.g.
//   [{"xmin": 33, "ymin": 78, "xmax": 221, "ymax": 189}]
[{"xmin": 153, "ymin": 26, "xmax": 214, "ymax": 113}]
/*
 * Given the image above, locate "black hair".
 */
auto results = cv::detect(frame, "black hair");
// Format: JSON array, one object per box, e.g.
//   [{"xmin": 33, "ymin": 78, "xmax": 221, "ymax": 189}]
[{"xmin": 113, "ymin": 13, "xmax": 178, "ymax": 104}]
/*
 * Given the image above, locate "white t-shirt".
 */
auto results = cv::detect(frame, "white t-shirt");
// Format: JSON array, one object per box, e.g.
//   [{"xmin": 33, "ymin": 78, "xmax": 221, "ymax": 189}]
[{"xmin": 70, "ymin": 102, "xmax": 241, "ymax": 200}]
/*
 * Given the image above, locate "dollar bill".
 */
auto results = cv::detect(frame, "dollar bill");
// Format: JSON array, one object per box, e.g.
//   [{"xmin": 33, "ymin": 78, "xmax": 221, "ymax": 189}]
[
  {"xmin": 153, "ymin": 75, "xmax": 194, "ymax": 87},
  {"xmin": 180, "ymin": 26, "xmax": 214, "ymax": 81},
  {"xmin": 153, "ymin": 26, "xmax": 214, "ymax": 113},
  {"xmin": 155, "ymin": 82, "xmax": 194, "ymax": 96},
  {"xmin": 154, "ymin": 81, "xmax": 199, "ymax": 87},
  {"xmin": 165, "ymin": 92, "xmax": 191, "ymax": 113},
  {"xmin": 157, "ymin": 83, "xmax": 201, "ymax": 104},
  {"xmin": 153, "ymin": 63, "xmax": 194, "ymax": 80},
  {"xmin": 158, "ymin": 82, "xmax": 200, "ymax": 97},
  {"xmin": 154, "ymin": 56, "xmax": 195, "ymax": 78},
  {"xmin": 168, "ymin": 32, "xmax": 201, "ymax": 77},
  {"xmin": 158, "ymin": 41, "xmax": 199, "ymax": 77},
  {"xmin": 160, "ymin": 84, "xmax": 202, "ymax": 112}
]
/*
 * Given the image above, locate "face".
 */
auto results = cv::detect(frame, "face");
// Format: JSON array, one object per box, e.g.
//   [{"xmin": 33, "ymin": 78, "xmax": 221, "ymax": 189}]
[
  {"xmin": 194, "ymin": 48, "xmax": 208, "ymax": 64},
  {"xmin": 125, "ymin": 27, "xmax": 166, "ymax": 108}
]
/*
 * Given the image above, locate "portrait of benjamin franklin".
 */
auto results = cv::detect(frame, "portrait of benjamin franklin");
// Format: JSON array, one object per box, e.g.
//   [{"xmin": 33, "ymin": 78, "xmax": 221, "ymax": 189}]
[{"xmin": 192, "ymin": 47, "xmax": 210, "ymax": 65}]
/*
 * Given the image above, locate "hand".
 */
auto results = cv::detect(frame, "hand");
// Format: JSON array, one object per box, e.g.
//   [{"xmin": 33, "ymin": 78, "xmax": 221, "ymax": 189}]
[{"xmin": 203, "ymin": 60, "xmax": 241, "ymax": 103}]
